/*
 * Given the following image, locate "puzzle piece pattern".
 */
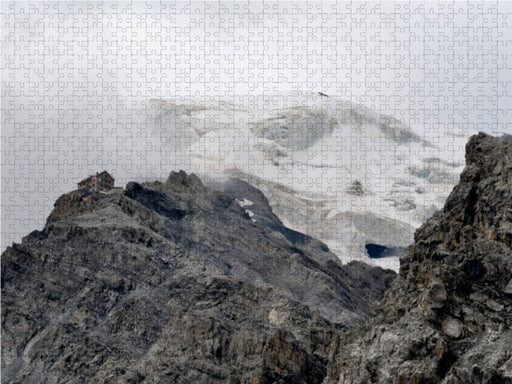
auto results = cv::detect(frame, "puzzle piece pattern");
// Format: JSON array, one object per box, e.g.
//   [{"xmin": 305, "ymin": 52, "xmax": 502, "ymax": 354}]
[{"xmin": 2, "ymin": 2, "xmax": 511, "ymax": 252}]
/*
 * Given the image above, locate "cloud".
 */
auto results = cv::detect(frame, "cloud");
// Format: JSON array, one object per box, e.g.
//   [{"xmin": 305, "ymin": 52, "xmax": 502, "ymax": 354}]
[{"xmin": 1, "ymin": 1, "xmax": 511, "ymax": 250}]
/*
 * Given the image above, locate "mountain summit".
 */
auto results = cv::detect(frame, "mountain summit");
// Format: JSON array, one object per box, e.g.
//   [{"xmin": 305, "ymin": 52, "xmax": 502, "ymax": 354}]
[{"xmin": 2, "ymin": 170, "xmax": 394, "ymax": 383}]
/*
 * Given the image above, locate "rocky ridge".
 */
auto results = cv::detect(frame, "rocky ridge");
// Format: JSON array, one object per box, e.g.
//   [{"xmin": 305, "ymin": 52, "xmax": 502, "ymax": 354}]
[
  {"xmin": 325, "ymin": 133, "xmax": 512, "ymax": 383},
  {"xmin": 2, "ymin": 170, "xmax": 394, "ymax": 383}
]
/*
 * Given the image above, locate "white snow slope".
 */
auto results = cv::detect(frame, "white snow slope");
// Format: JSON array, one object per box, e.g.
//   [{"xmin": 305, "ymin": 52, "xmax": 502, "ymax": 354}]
[{"xmin": 150, "ymin": 92, "xmax": 475, "ymax": 271}]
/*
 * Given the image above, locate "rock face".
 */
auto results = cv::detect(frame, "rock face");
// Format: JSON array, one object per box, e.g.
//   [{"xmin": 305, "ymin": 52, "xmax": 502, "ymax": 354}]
[
  {"xmin": 326, "ymin": 133, "xmax": 512, "ymax": 383},
  {"xmin": 2, "ymin": 171, "xmax": 395, "ymax": 383}
]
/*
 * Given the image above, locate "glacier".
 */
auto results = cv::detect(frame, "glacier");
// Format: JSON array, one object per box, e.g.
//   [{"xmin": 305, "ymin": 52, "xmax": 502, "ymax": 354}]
[{"xmin": 149, "ymin": 92, "xmax": 475, "ymax": 271}]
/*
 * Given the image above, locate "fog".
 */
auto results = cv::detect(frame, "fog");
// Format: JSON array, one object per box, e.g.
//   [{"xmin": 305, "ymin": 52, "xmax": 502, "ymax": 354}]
[{"xmin": 2, "ymin": 1, "xmax": 511, "ymax": 250}]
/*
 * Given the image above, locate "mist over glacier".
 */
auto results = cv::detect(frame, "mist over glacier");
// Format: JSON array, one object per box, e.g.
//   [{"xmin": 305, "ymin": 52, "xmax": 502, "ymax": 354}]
[{"xmin": 149, "ymin": 92, "xmax": 478, "ymax": 270}]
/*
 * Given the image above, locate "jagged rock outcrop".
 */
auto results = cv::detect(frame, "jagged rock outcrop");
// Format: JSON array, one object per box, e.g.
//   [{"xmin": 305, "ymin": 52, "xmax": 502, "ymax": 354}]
[
  {"xmin": 326, "ymin": 133, "xmax": 512, "ymax": 383},
  {"xmin": 2, "ymin": 171, "xmax": 395, "ymax": 383}
]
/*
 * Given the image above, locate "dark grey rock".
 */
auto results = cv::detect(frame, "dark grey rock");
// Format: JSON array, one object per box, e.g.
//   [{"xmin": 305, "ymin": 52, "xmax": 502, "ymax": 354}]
[{"xmin": 2, "ymin": 170, "xmax": 395, "ymax": 383}]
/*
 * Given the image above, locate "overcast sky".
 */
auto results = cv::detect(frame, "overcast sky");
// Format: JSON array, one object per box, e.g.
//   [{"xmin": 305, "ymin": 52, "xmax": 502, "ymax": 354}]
[{"xmin": 2, "ymin": 1, "xmax": 512, "ymax": 250}]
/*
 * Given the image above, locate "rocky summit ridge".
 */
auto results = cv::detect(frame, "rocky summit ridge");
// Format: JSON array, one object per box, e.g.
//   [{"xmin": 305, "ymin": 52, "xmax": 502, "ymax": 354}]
[
  {"xmin": 2, "ymin": 132, "xmax": 511, "ymax": 384},
  {"xmin": 2, "ymin": 169, "xmax": 394, "ymax": 383}
]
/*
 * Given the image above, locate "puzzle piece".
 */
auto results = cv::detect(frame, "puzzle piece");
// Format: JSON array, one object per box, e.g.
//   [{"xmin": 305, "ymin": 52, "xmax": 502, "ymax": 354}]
[{"xmin": 1, "ymin": 1, "xmax": 511, "ymax": 270}]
